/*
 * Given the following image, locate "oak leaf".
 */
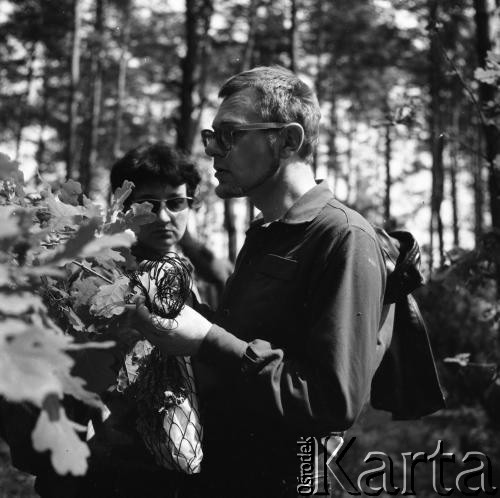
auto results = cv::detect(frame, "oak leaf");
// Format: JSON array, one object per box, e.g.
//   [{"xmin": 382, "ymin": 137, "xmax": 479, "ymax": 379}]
[
  {"xmin": 58, "ymin": 180, "xmax": 82, "ymax": 206},
  {"xmin": 0, "ymin": 264, "xmax": 9, "ymax": 286},
  {"xmin": 0, "ymin": 292, "xmax": 44, "ymax": 315},
  {"xmin": 70, "ymin": 277, "xmax": 101, "ymax": 309},
  {"xmin": 89, "ymin": 276, "xmax": 130, "ymax": 318},
  {"xmin": 0, "ymin": 153, "xmax": 22, "ymax": 181},
  {"xmin": 0, "ymin": 206, "xmax": 20, "ymax": 239},
  {"xmin": 79, "ymin": 230, "xmax": 136, "ymax": 260},
  {"xmin": 109, "ymin": 180, "xmax": 134, "ymax": 215},
  {"xmin": 32, "ymin": 405, "xmax": 90, "ymax": 476},
  {"xmin": 44, "ymin": 185, "xmax": 86, "ymax": 231}
]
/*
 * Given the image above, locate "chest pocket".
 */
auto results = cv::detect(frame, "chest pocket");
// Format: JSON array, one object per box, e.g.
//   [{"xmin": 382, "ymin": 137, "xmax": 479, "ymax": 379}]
[{"xmin": 258, "ymin": 254, "xmax": 298, "ymax": 281}]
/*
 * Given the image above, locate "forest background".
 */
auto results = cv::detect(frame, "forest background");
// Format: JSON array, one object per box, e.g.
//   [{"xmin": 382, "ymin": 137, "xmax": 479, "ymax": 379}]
[{"xmin": 0, "ymin": 0, "xmax": 500, "ymax": 496}]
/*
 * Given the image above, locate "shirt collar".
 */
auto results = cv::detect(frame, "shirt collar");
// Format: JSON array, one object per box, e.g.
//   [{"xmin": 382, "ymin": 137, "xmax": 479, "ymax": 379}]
[{"xmin": 249, "ymin": 180, "xmax": 333, "ymax": 229}]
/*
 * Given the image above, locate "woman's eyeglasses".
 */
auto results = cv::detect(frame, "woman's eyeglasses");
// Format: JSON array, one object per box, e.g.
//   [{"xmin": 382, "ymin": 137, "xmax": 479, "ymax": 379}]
[
  {"xmin": 136, "ymin": 197, "xmax": 193, "ymax": 213},
  {"xmin": 200, "ymin": 122, "xmax": 288, "ymax": 155}
]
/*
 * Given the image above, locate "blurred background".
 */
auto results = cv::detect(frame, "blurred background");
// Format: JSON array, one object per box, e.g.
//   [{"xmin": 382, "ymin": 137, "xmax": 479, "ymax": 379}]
[{"xmin": 0, "ymin": 0, "xmax": 499, "ymax": 495}]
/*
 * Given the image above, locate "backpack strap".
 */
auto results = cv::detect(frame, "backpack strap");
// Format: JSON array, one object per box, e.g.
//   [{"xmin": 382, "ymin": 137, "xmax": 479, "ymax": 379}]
[{"xmin": 374, "ymin": 228, "xmax": 424, "ymax": 303}]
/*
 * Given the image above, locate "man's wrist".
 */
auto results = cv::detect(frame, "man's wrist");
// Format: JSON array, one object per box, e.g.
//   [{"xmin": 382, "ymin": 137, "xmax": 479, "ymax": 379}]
[{"xmin": 197, "ymin": 324, "xmax": 247, "ymax": 370}]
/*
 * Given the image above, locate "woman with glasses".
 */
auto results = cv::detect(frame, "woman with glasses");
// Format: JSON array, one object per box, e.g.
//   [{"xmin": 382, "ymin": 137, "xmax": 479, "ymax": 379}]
[
  {"xmin": 111, "ymin": 143, "xmax": 199, "ymax": 262},
  {"xmin": 77, "ymin": 143, "xmax": 205, "ymax": 498}
]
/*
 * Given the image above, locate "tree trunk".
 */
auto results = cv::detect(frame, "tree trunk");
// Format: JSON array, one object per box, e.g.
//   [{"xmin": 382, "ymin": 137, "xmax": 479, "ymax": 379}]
[
  {"xmin": 428, "ymin": 0, "xmax": 445, "ymax": 271},
  {"xmin": 66, "ymin": 0, "xmax": 82, "ymax": 181},
  {"xmin": 436, "ymin": 136, "xmax": 445, "ymax": 265},
  {"xmin": 36, "ymin": 65, "xmax": 50, "ymax": 172},
  {"xmin": 429, "ymin": 135, "xmax": 446, "ymax": 269},
  {"xmin": 345, "ymin": 122, "xmax": 353, "ymax": 205},
  {"xmin": 312, "ymin": 0, "xmax": 326, "ymax": 177},
  {"xmin": 113, "ymin": 0, "xmax": 132, "ymax": 160},
  {"xmin": 15, "ymin": 42, "xmax": 36, "ymax": 161},
  {"xmin": 384, "ymin": 121, "xmax": 392, "ymax": 228},
  {"xmin": 176, "ymin": 0, "xmax": 213, "ymax": 153},
  {"xmin": 474, "ymin": 0, "xmax": 500, "ymax": 230},
  {"xmin": 191, "ymin": 0, "xmax": 213, "ymax": 134},
  {"xmin": 241, "ymin": 0, "xmax": 260, "ymax": 225},
  {"xmin": 450, "ymin": 108, "xmax": 460, "ymax": 247},
  {"xmin": 327, "ymin": 87, "xmax": 338, "ymax": 197},
  {"xmin": 241, "ymin": 0, "xmax": 259, "ymax": 71},
  {"xmin": 177, "ymin": 0, "xmax": 198, "ymax": 153},
  {"xmin": 80, "ymin": 0, "xmax": 106, "ymax": 195},
  {"xmin": 288, "ymin": 0, "xmax": 298, "ymax": 72},
  {"xmin": 474, "ymin": 126, "xmax": 484, "ymax": 245}
]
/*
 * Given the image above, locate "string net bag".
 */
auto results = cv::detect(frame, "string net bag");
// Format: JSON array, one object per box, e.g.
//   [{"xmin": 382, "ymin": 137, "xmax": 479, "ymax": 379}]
[{"xmin": 126, "ymin": 254, "xmax": 203, "ymax": 474}]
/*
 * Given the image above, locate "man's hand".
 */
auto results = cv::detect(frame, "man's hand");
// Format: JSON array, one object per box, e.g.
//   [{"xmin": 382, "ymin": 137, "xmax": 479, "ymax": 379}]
[{"xmin": 130, "ymin": 300, "xmax": 213, "ymax": 356}]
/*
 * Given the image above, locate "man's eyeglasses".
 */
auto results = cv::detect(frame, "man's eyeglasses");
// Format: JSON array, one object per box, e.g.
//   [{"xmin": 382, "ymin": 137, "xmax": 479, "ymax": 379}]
[
  {"xmin": 200, "ymin": 122, "xmax": 288, "ymax": 155},
  {"xmin": 136, "ymin": 197, "xmax": 193, "ymax": 214}
]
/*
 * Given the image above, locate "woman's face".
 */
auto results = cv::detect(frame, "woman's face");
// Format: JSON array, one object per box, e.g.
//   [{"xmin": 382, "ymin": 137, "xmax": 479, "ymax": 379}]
[{"xmin": 132, "ymin": 182, "xmax": 190, "ymax": 257}]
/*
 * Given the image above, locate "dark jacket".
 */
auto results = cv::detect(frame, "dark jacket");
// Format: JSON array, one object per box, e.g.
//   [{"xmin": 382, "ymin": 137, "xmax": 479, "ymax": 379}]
[{"xmin": 371, "ymin": 228, "xmax": 446, "ymax": 419}]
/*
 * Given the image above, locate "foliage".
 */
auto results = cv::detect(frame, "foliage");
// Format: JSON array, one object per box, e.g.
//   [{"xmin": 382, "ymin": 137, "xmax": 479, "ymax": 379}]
[
  {"xmin": 475, "ymin": 50, "xmax": 500, "ymax": 131},
  {"xmin": 416, "ymin": 232, "xmax": 500, "ymax": 424},
  {"xmin": 475, "ymin": 51, "xmax": 500, "ymax": 87},
  {"xmin": 0, "ymin": 153, "xmax": 156, "ymax": 475}
]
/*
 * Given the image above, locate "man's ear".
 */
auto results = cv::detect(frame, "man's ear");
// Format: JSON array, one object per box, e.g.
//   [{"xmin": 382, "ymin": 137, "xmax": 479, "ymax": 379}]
[{"xmin": 279, "ymin": 123, "xmax": 304, "ymax": 159}]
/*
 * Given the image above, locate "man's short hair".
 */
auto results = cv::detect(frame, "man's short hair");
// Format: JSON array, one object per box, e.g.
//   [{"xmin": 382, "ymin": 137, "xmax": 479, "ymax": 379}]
[
  {"xmin": 110, "ymin": 143, "xmax": 201, "ymax": 199},
  {"xmin": 218, "ymin": 66, "xmax": 321, "ymax": 161}
]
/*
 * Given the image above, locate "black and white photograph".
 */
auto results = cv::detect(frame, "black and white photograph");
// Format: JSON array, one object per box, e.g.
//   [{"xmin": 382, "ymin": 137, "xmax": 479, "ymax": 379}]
[{"xmin": 0, "ymin": 0, "xmax": 499, "ymax": 496}]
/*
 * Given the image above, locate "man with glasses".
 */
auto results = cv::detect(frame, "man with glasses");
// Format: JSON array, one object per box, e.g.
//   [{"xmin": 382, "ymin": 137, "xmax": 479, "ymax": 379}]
[{"xmin": 137, "ymin": 67, "xmax": 388, "ymax": 497}]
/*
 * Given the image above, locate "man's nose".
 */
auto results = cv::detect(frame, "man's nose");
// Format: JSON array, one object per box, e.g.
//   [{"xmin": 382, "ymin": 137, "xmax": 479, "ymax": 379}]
[{"xmin": 205, "ymin": 140, "xmax": 228, "ymax": 158}]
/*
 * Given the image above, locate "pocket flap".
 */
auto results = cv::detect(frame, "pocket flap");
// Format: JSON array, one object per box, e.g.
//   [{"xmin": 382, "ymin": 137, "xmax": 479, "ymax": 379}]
[{"xmin": 258, "ymin": 254, "xmax": 297, "ymax": 281}]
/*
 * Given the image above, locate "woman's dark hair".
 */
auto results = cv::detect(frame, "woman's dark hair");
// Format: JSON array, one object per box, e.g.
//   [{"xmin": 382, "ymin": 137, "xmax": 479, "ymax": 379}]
[{"xmin": 110, "ymin": 143, "xmax": 201, "ymax": 200}]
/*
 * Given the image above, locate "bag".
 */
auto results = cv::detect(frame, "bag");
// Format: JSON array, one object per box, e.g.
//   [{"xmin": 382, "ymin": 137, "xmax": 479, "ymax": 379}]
[
  {"xmin": 371, "ymin": 228, "xmax": 446, "ymax": 420},
  {"xmin": 130, "ymin": 348, "xmax": 203, "ymax": 473}
]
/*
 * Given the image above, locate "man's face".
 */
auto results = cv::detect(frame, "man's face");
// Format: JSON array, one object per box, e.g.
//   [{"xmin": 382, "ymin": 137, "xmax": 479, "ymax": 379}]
[
  {"xmin": 207, "ymin": 88, "xmax": 279, "ymax": 199},
  {"xmin": 133, "ymin": 182, "xmax": 190, "ymax": 256}
]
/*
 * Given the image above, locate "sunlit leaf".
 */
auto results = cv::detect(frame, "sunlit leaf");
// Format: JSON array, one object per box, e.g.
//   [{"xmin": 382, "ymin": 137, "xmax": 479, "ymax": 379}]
[
  {"xmin": 110, "ymin": 180, "xmax": 134, "ymax": 214},
  {"xmin": 0, "ymin": 318, "xmax": 30, "ymax": 338},
  {"xmin": 70, "ymin": 277, "xmax": 101, "ymax": 309},
  {"xmin": 106, "ymin": 201, "xmax": 156, "ymax": 234},
  {"xmin": 0, "ymin": 322, "xmax": 112, "ymax": 405},
  {"xmin": 47, "ymin": 218, "xmax": 100, "ymax": 265},
  {"xmin": 0, "ymin": 205, "xmax": 20, "ymax": 239},
  {"xmin": 63, "ymin": 307, "xmax": 86, "ymax": 332},
  {"xmin": 0, "ymin": 292, "xmax": 44, "ymax": 315},
  {"xmin": 0, "ymin": 264, "xmax": 9, "ymax": 286},
  {"xmin": 32, "ymin": 405, "xmax": 90, "ymax": 476},
  {"xmin": 93, "ymin": 248, "xmax": 126, "ymax": 267},
  {"xmin": 43, "ymin": 185, "xmax": 86, "ymax": 231},
  {"xmin": 22, "ymin": 265, "xmax": 66, "ymax": 279},
  {"xmin": 0, "ymin": 153, "xmax": 22, "ymax": 182},
  {"xmin": 444, "ymin": 352, "xmax": 471, "ymax": 367},
  {"xmin": 82, "ymin": 195, "xmax": 103, "ymax": 220},
  {"xmin": 58, "ymin": 180, "xmax": 82, "ymax": 206},
  {"xmin": 79, "ymin": 230, "xmax": 136, "ymax": 259},
  {"xmin": 89, "ymin": 276, "xmax": 129, "ymax": 318},
  {"xmin": 474, "ymin": 67, "xmax": 498, "ymax": 85},
  {"xmin": 0, "ymin": 326, "xmax": 73, "ymax": 404}
]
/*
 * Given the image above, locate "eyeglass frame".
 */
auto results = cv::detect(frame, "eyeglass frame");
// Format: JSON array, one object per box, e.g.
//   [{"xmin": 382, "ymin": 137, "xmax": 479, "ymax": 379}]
[
  {"xmin": 134, "ymin": 196, "xmax": 195, "ymax": 214},
  {"xmin": 200, "ymin": 122, "xmax": 290, "ymax": 157}
]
